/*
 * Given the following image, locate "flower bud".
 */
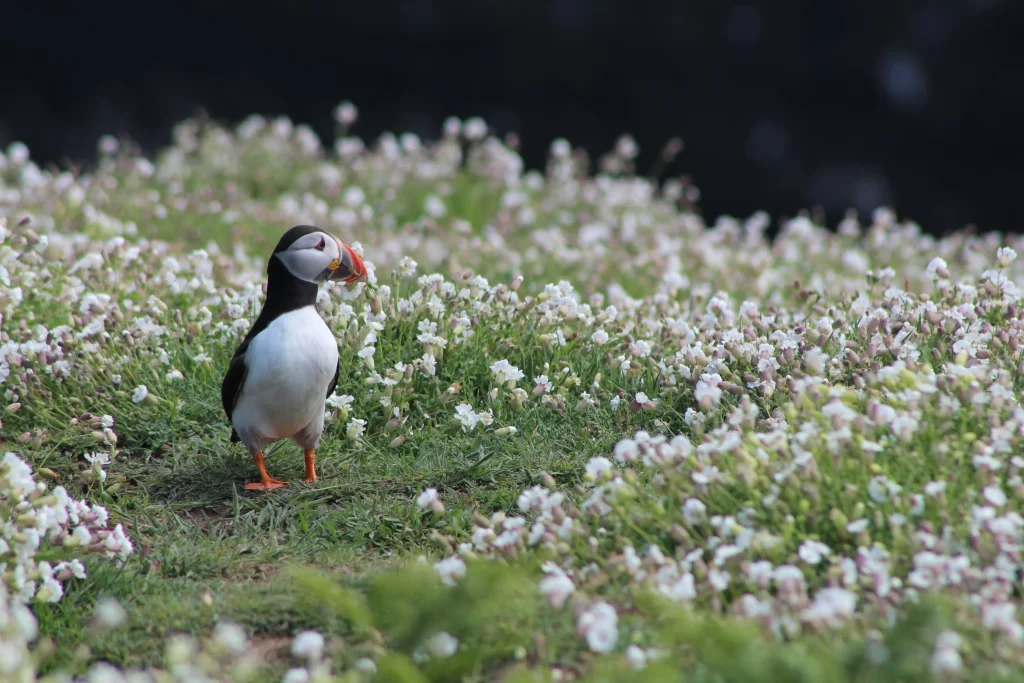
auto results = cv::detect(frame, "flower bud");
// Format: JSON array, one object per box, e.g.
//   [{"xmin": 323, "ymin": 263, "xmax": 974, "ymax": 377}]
[{"xmin": 430, "ymin": 531, "xmax": 454, "ymax": 554}]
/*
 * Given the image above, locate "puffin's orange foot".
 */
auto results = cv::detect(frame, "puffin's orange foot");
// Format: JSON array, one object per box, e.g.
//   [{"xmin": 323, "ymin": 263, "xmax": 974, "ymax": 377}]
[
  {"xmin": 303, "ymin": 448, "xmax": 317, "ymax": 484},
  {"xmin": 247, "ymin": 450, "xmax": 287, "ymax": 491},
  {"xmin": 245, "ymin": 478, "xmax": 288, "ymax": 491}
]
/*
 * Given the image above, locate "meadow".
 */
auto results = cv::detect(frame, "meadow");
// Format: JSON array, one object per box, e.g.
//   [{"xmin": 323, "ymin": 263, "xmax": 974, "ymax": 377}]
[{"xmin": 3, "ymin": 105, "xmax": 1024, "ymax": 682}]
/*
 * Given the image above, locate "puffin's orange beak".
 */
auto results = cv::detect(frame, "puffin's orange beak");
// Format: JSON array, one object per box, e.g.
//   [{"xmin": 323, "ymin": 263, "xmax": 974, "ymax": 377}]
[{"xmin": 329, "ymin": 238, "xmax": 368, "ymax": 283}]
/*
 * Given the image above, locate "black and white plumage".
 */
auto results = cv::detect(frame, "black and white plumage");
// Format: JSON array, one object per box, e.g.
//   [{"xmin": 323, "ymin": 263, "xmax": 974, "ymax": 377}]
[{"xmin": 221, "ymin": 225, "xmax": 367, "ymax": 490}]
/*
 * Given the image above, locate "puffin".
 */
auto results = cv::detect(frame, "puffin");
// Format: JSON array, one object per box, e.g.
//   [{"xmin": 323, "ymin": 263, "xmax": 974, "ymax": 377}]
[{"xmin": 221, "ymin": 225, "xmax": 368, "ymax": 490}]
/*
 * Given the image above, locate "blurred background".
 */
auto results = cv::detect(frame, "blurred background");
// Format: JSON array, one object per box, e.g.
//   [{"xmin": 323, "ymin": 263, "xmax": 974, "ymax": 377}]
[{"xmin": 4, "ymin": 0, "xmax": 1022, "ymax": 236}]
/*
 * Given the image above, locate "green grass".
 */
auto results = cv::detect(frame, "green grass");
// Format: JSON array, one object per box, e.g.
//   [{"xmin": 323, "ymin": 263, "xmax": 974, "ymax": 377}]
[{"xmin": 14, "ymin": 316, "xmax": 666, "ymax": 679}]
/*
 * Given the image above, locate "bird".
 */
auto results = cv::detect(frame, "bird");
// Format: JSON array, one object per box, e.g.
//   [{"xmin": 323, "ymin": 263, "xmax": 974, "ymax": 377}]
[{"xmin": 220, "ymin": 225, "xmax": 368, "ymax": 491}]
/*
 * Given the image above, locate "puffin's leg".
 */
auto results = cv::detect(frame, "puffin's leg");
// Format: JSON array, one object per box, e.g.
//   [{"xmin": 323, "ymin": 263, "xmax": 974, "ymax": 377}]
[
  {"xmin": 303, "ymin": 448, "xmax": 317, "ymax": 483},
  {"xmin": 245, "ymin": 450, "xmax": 288, "ymax": 491}
]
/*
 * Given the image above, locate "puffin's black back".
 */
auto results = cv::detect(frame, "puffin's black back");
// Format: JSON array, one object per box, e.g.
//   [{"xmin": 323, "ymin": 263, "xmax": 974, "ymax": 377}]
[{"xmin": 220, "ymin": 225, "xmax": 330, "ymax": 441}]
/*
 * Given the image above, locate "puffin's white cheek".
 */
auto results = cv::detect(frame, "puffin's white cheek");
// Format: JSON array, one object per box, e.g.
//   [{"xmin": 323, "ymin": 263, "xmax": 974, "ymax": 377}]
[{"xmin": 278, "ymin": 250, "xmax": 329, "ymax": 283}]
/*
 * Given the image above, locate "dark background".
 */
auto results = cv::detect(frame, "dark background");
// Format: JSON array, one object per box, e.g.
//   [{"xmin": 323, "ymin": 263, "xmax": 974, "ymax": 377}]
[{"xmin": 4, "ymin": 0, "xmax": 1022, "ymax": 235}]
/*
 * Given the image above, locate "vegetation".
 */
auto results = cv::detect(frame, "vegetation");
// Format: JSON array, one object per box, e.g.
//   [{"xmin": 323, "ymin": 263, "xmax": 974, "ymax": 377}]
[{"xmin": 2, "ymin": 105, "xmax": 1023, "ymax": 682}]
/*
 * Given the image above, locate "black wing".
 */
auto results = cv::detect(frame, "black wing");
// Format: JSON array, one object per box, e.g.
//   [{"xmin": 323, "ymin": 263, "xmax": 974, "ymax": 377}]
[
  {"xmin": 221, "ymin": 339, "xmax": 252, "ymax": 443},
  {"xmin": 221, "ymin": 301, "xmax": 278, "ymax": 443},
  {"xmin": 326, "ymin": 358, "xmax": 340, "ymax": 399}
]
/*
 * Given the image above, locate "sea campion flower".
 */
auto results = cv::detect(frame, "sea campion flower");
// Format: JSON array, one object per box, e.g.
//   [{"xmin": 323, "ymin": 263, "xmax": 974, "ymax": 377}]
[
  {"xmin": 577, "ymin": 601, "xmax": 619, "ymax": 653},
  {"xmin": 1, "ymin": 452, "xmax": 132, "ymax": 606},
  {"xmin": 539, "ymin": 564, "xmax": 575, "ymax": 608},
  {"xmin": 490, "ymin": 359, "xmax": 525, "ymax": 387},
  {"xmin": 434, "ymin": 555, "xmax": 466, "ymax": 586}
]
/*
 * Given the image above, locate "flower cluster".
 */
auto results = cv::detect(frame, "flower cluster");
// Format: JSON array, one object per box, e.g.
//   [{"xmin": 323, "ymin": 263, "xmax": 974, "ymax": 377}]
[
  {"xmin": 1, "ymin": 451, "xmax": 132, "ymax": 606},
  {"xmin": 77, "ymin": 622, "xmax": 380, "ymax": 683}
]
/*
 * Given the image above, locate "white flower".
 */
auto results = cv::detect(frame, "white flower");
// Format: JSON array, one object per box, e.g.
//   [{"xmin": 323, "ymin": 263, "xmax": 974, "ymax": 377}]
[
  {"xmin": 931, "ymin": 630, "xmax": 963, "ymax": 673},
  {"xmin": 333, "ymin": 101, "xmax": 358, "ymax": 125},
  {"xmin": 661, "ymin": 572, "xmax": 696, "ymax": 602},
  {"xmin": 591, "ymin": 329, "xmax": 610, "ymax": 345},
  {"xmin": 625, "ymin": 645, "xmax": 648, "ymax": 670},
  {"xmin": 926, "ymin": 257, "xmax": 949, "ymax": 280},
  {"xmin": 984, "ymin": 485, "xmax": 1007, "ymax": 507},
  {"xmin": 291, "ymin": 630, "xmax": 325, "ymax": 660},
  {"xmin": 708, "ymin": 568, "xmax": 730, "ymax": 592},
  {"xmin": 213, "ymin": 622, "xmax": 248, "ymax": 653},
  {"xmin": 434, "ymin": 556, "xmax": 466, "ymax": 586},
  {"xmin": 83, "ymin": 662, "xmax": 123, "ymax": 683},
  {"xmin": 585, "ymin": 457, "xmax": 612, "ymax": 481},
  {"xmin": 629, "ymin": 340, "xmax": 651, "ymax": 357},
  {"xmin": 682, "ymin": 498, "xmax": 707, "ymax": 525},
  {"xmin": 577, "ymin": 601, "xmax": 618, "ymax": 653},
  {"xmin": 131, "ymin": 385, "xmax": 148, "ymax": 403},
  {"xmin": 803, "ymin": 588, "xmax": 857, "ymax": 628},
  {"xmin": 328, "ymin": 393, "xmax": 354, "ymax": 410},
  {"xmin": 346, "ymin": 418, "xmax": 366, "ymax": 440},
  {"xmin": 463, "ymin": 117, "xmax": 488, "ymax": 141},
  {"xmin": 997, "ymin": 246, "xmax": 1017, "ymax": 268},
  {"xmin": 417, "ymin": 488, "xmax": 439, "ymax": 509},
  {"xmin": 93, "ymin": 596, "xmax": 127, "ymax": 629},
  {"xmin": 36, "ymin": 577, "xmax": 64, "ymax": 602},
  {"xmin": 539, "ymin": 568, "xmax": 575, "ymax": 608},
  {"xmin": 71, "ymin": 525, "xmax": 93, "ymax": 546},
  {"xmin": 846, "ymin": 518, "xmax": 869, "ymax": 534},
  {"xmin": 424, "ymin": 195, "xmax": 447, "ymax": 219},
  {"xmin": 423, "ymin": 631, "xmax": 459, "ymax": 658},
  {"xmin": 694, "ymin": 376, "xmax": 723, "ymax": 409},
  {"xmin": 454, "ymin": 403, "xmax": 481, "ymax": 432},
  {"xmin": 397, "ymin": 256, "xmax": 418, "ymax": 277},
  {"xmin": 84, "ymin": 452, "xmax": 111, "ymax": 467},
  {"xmin": 282, "ymin": 668, "xmax": 311, "ymax": 683},
  {"xmin": 489, "ymin": 359, "xmax": 525, "ymax": 385},
  {"xmin": 613, "ymin": 439, "xmax": 639, "ymax": 463},
  {"xmin": 798, "ymin": 540, "xmax": 831, "ymax": 565},
  {"xmin": 355, "ymin": 657, "xmax": 377, "ymax": 674}
]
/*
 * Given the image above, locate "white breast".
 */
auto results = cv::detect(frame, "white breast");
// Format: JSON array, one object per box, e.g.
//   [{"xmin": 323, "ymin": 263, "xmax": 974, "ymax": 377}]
[{"xmin": 232, "ymin": 306, "xmax": 339, "ymax": 446}]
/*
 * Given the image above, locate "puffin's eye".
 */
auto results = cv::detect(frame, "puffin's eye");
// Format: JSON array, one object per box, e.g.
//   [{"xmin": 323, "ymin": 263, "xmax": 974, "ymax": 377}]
[{"xmin": 315, "ymin": 237, "xmax": 326, "ymax": 251}]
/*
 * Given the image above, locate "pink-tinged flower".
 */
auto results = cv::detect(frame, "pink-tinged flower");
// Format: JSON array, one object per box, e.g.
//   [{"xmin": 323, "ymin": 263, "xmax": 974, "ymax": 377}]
[
  {"xmin": 983, "ymin": 485, "xmax": 1008, "ymax": 507},
  {"xmin": 798, "ymin": 540, "xmax": 831, "ymax": 565},
  {"xmin": 577, "ymin": 601, "xmax": 619, "ymax": 653},
  {"xmin": 682, "ymin": 498, "xmax": 707, "ymax": 526},
  {"xmin": 802, "ymin": 587, "xmax": 857, "ymax": 630},
  {"xmin": 539, "ymin": 566, "xmax": 575, "ymax": 609}
]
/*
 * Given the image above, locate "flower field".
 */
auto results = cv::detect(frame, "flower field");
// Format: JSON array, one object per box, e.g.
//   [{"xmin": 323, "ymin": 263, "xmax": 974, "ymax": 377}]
[{"xmin": 3, "ymin": 105, "xmax": 1024, "ymax": 682}]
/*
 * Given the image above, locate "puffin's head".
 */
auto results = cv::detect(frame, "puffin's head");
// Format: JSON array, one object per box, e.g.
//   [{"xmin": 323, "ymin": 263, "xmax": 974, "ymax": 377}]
[{"xmin": 272, "ymin": 225, "xmax": 367, "ymax": 284}]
